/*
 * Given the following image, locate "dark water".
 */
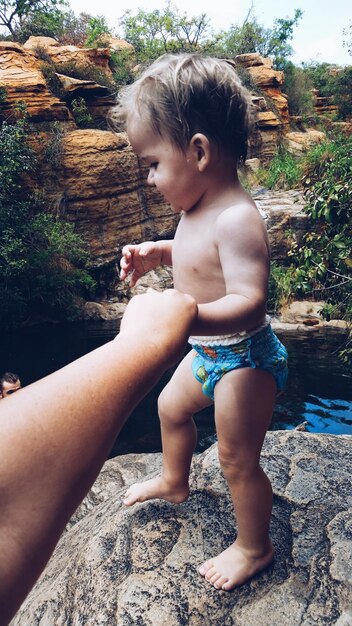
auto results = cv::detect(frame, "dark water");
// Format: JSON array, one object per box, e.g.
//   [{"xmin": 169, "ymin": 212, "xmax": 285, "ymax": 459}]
[{"xmin": 0, "ymin": 322, "xmax": 351, "ymax": 456}]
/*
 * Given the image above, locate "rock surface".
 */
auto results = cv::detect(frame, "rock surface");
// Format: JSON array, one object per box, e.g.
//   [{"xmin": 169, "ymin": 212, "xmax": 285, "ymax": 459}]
[{"xmin": 11, "ymin": 431, "xmax": 352, "ymax": 625}]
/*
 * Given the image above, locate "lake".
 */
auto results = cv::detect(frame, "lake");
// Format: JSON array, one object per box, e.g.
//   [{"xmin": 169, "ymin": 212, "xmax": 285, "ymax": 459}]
[{"xmin": 1, "ymin": 321, "xmax": 351, "ymax": 456}]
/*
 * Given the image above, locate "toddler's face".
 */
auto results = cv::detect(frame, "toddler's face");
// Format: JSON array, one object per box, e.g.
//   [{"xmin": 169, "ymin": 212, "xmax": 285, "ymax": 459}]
[{"xmin": 127, "ymin": 114, "xmax": 203, "ymax": 214}]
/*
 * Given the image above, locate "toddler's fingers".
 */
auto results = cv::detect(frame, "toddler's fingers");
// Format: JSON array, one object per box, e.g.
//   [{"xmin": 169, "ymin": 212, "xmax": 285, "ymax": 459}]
[
  {"xmin": 121, "ymin": 245, "xmax": 134, "ymax": 259},
  {"xmin": 140, "ymin": 242, "xmax": 156, "ymax": 257}
]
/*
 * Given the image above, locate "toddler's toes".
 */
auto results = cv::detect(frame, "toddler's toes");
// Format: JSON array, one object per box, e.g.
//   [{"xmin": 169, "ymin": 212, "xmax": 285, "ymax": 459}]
[{"xmin": 199, "ymin": 559, "xmax": 212, "ymax": 577}]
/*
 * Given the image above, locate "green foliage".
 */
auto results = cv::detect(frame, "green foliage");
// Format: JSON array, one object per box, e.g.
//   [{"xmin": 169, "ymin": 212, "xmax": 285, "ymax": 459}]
[
  {"xmin": 257, "ymin": 148, "xmax": 302, "ymax": 190},
  {"xmin": 119, "ymin": 3, "xmax": 213, "ymax": 62},
  {"xmin": 268, "ymin": 263, "xmax": 297, "ymax": 313},
  {"xmin": 332, "ymin": 67, "xmax": 352, "ymax": 120},
  {"xmin": 109, "ymin": 49, "xmax": 135, "ymax": 86},
  {"xmin": 0, "ymin": 112, "xmax": 96, "ymax": 328},
  {"xmin": 288, "ymin": 136, "xmax": 351, "ymax": 355},
  {"xmin": 214, "ymin": 8, "xmax": 302, "ymax": 68},
  {"xmin": 13, "ymin": 6, "xmax": 67, "ymax": 42},
  {"xmin": 44, "ymin": 120, "xmax": 64, "ymax": 166},
  {"xmin": 84, "ymin": 15, "xmax": 111, "ymax": 47},
  {"xmin": 71, "ymin": 97, "xmax": 93, "ymax": 128},
  {"xmin": 302, "ymin": 62, "xmax": 352, "ymax": 121},
  {"xmin": 0, "ymin": 0, "xmax": 66, "ymax": 39},
  {"xmin": 265, "ymin": 135, "xmax": 351, "ymax": 362},
  {"xmin": 281, "ymin": 61, "xmax": 315, "ymax": 117}
]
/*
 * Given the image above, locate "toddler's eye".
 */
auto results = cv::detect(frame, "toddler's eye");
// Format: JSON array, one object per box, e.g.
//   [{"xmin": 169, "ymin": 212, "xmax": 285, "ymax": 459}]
[{"xmin": 150, "ymin": 162, "xmax": 158, "ymax": 170}]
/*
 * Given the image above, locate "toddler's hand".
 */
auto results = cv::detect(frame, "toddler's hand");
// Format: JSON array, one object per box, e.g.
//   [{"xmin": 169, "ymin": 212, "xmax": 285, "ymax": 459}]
[{"xmin": 120, "ymin": 242, "xmax": 163, "ymax": 287}]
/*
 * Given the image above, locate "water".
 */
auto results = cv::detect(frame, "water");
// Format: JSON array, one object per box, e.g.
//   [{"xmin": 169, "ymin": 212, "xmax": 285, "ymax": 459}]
[{"xmin": 0, "ymin": 322, "xmax": 351, "ymax": 456}]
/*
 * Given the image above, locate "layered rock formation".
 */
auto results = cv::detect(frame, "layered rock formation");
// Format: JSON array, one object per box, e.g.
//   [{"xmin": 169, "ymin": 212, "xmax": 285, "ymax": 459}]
[
  {"xmin": 0, "ymin": 39, "xmax": 325, "ymax": 288},
  {"xmin": 11, "ymin": 431, "xmax": 352, "ymax": 625},
  {"xmin": 0, "ymin": 41, "xmax": 71, "ymax": 122},
  {"xmin": 236, "ymin": 52, "xmax": 288, "ymax": 162}
]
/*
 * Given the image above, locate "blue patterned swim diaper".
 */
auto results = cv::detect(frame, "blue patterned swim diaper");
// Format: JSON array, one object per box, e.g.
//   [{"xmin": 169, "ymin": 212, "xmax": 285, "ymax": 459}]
[{"xmin": 191, "ymin": 325, "xmax": 288, "ymax": 400}]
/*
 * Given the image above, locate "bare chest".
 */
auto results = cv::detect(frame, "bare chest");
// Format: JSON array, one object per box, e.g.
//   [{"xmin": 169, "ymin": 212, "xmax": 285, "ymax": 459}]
[{"xmin": 172, "ymin": 215, "xmax": 225, "ymax": 299}]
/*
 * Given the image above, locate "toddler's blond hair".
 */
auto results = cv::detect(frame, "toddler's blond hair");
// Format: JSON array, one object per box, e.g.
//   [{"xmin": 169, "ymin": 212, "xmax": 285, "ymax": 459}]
[{"xmin": 111, "ymin": 53, "xmax": 254, "ymax": 164}]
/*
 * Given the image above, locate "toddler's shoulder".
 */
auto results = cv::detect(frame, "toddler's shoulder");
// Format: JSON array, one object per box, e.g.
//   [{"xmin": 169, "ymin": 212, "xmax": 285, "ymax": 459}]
[{"xmin": 216, "ymin": 199, "xmax": 262, "ymax": 233}]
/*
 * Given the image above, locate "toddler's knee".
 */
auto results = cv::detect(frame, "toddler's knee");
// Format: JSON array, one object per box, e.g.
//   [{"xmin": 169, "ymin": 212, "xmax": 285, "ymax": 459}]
[
  {"xmin": 218, "ymin": 445, "xmax": 258, "ymax": 481},
  {"xmin": 157, "ymin": 391, "xmax": 169, "ymax": 421},
  {"xmin": 158, "ymin": 388, "xmax": 191, "ymax": 424}
]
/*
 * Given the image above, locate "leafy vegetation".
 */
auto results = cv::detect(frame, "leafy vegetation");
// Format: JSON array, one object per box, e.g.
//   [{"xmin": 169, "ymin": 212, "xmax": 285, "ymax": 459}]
[
  {"xmin": 0, "ymin": 0, "xmax": 65, "ymax": 38},
  {"xmin": 0, "ymin": 108, "xmax": 96, "ymax": 328},
  {"xmin": 266, "ymin": 135, "xmax": 352, "ymax": 363},
  {"xmin": 71, "ymin": 97, "xmax": 93, "ymax": 128},
  {"xmin": 213, "ymin": 8, "xmax": 302, "ymax": 68},
  {"xmin": 118, "ymin": 4, "xmax": 213, "ymax": 63},
  {"xmin": 257, "ymin": 148, "xmax": 302, "ymax": 190}
]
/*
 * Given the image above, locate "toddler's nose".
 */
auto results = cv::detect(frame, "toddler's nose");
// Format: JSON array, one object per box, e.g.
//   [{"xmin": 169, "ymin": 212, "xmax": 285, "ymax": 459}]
[{"xmin": 147, "ymin": 169, "xmax": 155, "ymax": 185}]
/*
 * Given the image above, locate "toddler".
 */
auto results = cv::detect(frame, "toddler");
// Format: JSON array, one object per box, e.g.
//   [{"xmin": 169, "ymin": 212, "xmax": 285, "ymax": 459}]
[{"xmin": 115, "ymin": 53, "xmax": 288, "ymax": 591}]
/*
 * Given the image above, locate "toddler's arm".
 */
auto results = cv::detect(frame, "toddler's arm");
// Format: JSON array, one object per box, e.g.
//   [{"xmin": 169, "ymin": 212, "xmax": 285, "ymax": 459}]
[{"xmin": 120, "ymin": 240, "xmax": 173, "ymax": 287}]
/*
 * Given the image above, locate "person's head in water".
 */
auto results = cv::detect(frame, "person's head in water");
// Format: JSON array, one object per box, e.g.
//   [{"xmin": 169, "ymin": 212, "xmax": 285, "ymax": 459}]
[{"xmin": 0, "ymin": 372, "xmax": 21, "ymax": 398}]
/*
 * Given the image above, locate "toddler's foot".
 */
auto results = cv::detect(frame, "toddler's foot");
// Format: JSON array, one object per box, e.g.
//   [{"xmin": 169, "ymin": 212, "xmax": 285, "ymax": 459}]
[
  {"xmin": 123, "ymin": 475, "xmax": 189, "ymax": 506},
  {"xmin": 199, "ymin": 541, "xmax": 274, "ymax": 591}
]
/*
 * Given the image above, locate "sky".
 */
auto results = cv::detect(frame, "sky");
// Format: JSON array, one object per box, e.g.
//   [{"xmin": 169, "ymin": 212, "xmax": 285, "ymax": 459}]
[{"xmin": 65, "ymin": 0, "xmax": 351, "ymax": 66}]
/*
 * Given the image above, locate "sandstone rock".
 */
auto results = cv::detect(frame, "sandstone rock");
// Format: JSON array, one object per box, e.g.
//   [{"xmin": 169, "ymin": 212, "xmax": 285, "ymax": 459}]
[
  {"xmin": 31, "ymin": 128, "xmax": 179, "ymax": 267},
  {"xmin": 55, "ymin": 72, "xmax": 111, "ymax": 96},
  {"xmin": 235, "ymin": 53, "xmax": 288, "ymax": 162},
  {"xmin": 235, "ymin": 52, "xmax": 267, "ymax": 67},
  {"xmin": 253, "ymin": 189, "xmax": 310, "ymax": 260},
  {"xmin": 11, "ymin": 431, "xmax": 352, "ymax": 625},
  {"xmin": 256, "ymin": 110, "xmax": 282, "ymax": 127},
  {"xmin": 246, "ymin": 64, "xmax": 285, "ymax": 89},
  {"xmin": 286, "ymin": 129, "xmax": 326, "ymax": 155},
  {"xmin": 24, "ymin": 37, "xmax": 112, "ymax": 75},
  {"xmin": 0, "ymin": 41, "xmax": 71, "ymax": 122},
  {"xmin": 23, "ymin": 35, "xmax": 60, "ymax": 49},
  {"xmin": 279, "ymin": 300, "xmax": 326, "ymax": 324},
  {"xmin": 103, "ymin": 35, "xmax": 135, "ymax": 53}
]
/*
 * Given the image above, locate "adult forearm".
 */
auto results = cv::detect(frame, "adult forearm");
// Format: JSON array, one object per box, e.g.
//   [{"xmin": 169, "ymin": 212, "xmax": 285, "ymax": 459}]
[{"xmin": 0, "ymin": 289, "xmax": 196, "ymax": 624}]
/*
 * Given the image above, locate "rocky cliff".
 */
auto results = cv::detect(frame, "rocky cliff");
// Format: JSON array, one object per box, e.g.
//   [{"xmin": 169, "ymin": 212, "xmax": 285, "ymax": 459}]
[
  {"xmin": 0, "ymin": 39, "xmax": 324, "ymax": 288},
  {"xmin": 11, "ymin": 431, "xmax": 352, "ymax": 626}
]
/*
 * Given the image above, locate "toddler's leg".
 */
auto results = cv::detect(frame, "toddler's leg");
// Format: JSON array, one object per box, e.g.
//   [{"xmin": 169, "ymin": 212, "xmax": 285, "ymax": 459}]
[
  {"xmin": 199, "ymin": 367, "xmax": 276, "ymax": 590},
  {"xmin": 124, "ymin": 350, "xmax": 213, "ymax": 505}
]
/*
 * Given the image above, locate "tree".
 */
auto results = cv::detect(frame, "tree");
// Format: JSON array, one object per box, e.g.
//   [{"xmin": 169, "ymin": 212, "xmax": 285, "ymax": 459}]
[
  {"xmin": 302, "ymin": 62, "xmax": 352, "ymax": 121},
  {"xmin": 119, "ymin": 2, "xmax": 213, "ymax": 62},
  {"xmin": 14, "ymin": 9, "xmax": 95, "ymax": 45},
  {"xmin": 214, "ymin": 7, "xmax": 303, "ymax": 68},
  {"xmin": 343, "ymin": 21, "xmax": 352, "ymax": 56},
  {"xmin": 0, "ymin": 0, "xmax": 66, "ymax": 38}
]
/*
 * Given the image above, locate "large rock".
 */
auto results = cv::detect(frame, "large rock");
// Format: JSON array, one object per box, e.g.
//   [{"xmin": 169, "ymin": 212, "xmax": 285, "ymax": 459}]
[
  {"xmin": 286, "ymin": 130, "xmax": 326, "ymax": 155},
  {"xmin": 0, "ymin": 41, "xmax": 71, "ymax": 122},
  {"xmin": 30, "ymin": 128, "xmax": 179, "ymax": 267},
  {"xmin": 23, "ymin": 36, "xmax": 112, "ymax": 74},
  {"xmin": 253, "ymin": 188, "xmax": 309, "ymax": 261},
  {"xmin": 11, "ymin": 431, "xmax": 352, "ymax": 625}
]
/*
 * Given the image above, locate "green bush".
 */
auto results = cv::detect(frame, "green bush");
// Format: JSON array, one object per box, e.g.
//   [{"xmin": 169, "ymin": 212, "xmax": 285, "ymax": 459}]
[
  {"xmin": 281, "ymin": 61, "xmax": 316, "ymax": 117},
  {"xmin": 257, "ymin": 148, "xmax": 302, "ymax": 189},
  {"xmin": 110, "ymin": 49, "xmax": 135, "ymax": 86},
  {"xmin": 0, "ymin": 112, "xmax": 96, "ymax": 328},
  {"xmin": 71, "ymin": 97, "xmax": 93, "ymax": 128},
  {"xmin": 302, "ymin": 62, "xmax": 352, "ymax": 121}
]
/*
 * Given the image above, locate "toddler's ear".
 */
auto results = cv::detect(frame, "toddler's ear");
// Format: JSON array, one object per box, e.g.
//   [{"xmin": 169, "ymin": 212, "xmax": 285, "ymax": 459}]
[{"xmin": 190, "ymin": 133, "xmax": 211, "ymax": 172}]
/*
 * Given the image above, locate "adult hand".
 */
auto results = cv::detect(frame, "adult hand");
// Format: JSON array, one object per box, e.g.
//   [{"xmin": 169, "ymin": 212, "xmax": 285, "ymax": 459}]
[{"xmin": 120, "ymin": 289, "xmax": 197, "ymax": 367}]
